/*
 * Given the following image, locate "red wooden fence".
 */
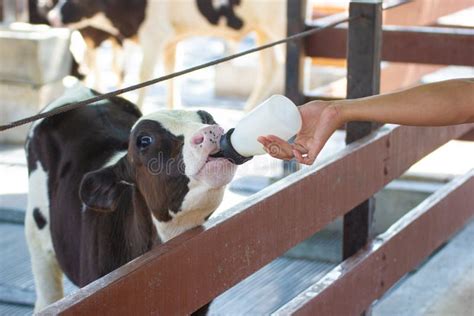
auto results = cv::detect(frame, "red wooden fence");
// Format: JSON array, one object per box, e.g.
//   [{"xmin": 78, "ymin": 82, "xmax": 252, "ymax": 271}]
[{"xmin": 39, "ymin": 0, "xmax": 474, "ymax": 314}]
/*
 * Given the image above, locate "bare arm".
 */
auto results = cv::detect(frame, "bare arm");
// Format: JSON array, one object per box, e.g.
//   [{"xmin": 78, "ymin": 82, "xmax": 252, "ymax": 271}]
[
  {"xmin": 258, "ymin": 78, "xmax": 474, "ymax": 164},
  {"xmin": 338, "ymin": 78, "xmax": 474, "ymax": 126}
]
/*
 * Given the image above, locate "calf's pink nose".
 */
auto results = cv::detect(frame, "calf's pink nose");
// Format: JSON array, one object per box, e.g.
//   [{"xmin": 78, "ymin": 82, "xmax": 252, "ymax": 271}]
[
  {"xmin": 191, "ymin": 125, "xmax": 224, "ymax": 151},
  {"xmin": 191, "ymin": 134, "xmax": 204, "ymax": 145}
]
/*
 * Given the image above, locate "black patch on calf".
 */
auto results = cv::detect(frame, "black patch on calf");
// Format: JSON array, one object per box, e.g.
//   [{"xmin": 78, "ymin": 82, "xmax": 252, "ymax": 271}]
[
  {"xmin": 79, "ymin": 159, "xmax": 133, "ymax": 212},
  {"xmin": 26, "ymin": 89, "xmax": 143, "ymax": 285},
  {"xmin": 80, "ymin": 27, "xmax": 124, "ymax": 49},
  {"xmin": 60, "ymin": 161, "xmax": 72, "ymax": 178},
  {"xmin": 26, "ymin": 154, "xmax": 38, "ymax": 176},
  {"xmin": 197, "ymin": 0, "xmax": 244, "ymax": 30},
  {"xmin": 33, "ymin": 208, "xmax": 47, "ymax": 229},
  {"xmin": 129, "ymin": 120, "xmax": 190, "ymax": 222},
  {"xmin": 29, "ymin": 0, "xmax": 53, "ymax": 24},
  {"xmin": 59, "ymin": 0, "xmax": 99, "ymax": 25},
  {"xmin": 103, "ymin": 0, "xmax": 147, "ymax": 38}
]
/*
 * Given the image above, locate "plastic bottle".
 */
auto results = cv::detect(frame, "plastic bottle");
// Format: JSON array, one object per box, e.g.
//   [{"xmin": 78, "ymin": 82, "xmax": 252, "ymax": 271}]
[{"xmin": 213, "ymin": 95, "xmax": 302, "ymax": 164}]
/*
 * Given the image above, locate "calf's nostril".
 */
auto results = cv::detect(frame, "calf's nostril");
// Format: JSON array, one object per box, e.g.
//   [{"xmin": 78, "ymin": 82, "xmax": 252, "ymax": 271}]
[{"xmin": 192, "ymin": 134, "xmax": 204, "ymax": 145}]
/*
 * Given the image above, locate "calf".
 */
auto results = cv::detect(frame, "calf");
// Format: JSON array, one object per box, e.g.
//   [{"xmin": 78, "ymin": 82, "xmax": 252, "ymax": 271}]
[
  {"xmin": 25, "ymin": 85, "xmax": 237, "ymax": 312},
  {"xmin": 34, "ymin": 0, "xmax": 125, "ymax": 86},
  {"xmin": 44, "ymin": 0, "xmax": 286, "ymax": 110}
]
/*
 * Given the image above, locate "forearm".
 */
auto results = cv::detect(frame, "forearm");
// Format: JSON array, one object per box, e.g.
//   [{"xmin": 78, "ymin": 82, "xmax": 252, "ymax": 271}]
[{"xmin": 335, "ymin": 78, "xmax": 474, "ymax": 126}]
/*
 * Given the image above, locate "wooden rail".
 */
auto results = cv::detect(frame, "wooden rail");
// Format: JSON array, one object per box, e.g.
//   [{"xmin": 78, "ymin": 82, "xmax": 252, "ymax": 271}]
[
  {"xmin": 305, "ymin": 25, "xmax": 474, "ymax": 66},
  {"xmin": 40, "ymin": 123, "xmax": 474, "ymax": 315},
  {"xmin": 37, "ymin": 0, "xmax": 474, "ymax": 314},
  {"xmin": 274, "ymin": 170, "xmax": 474, "ymax": 315}
]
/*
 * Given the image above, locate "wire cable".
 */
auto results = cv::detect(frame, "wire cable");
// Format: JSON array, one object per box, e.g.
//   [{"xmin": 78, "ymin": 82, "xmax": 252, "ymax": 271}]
[{"xmin": 0, "ymin": 15, "xmax": 358, "ymax": 132}]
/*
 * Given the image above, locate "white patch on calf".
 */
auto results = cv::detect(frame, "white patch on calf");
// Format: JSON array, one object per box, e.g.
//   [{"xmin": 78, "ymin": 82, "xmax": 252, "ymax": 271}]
[
  {"xmin": 104, "ymin": 150, "xmax": 127, "ymax": 167},
  {"xmin": 47, "ymin": 0, "xmax": 66, "ymax": 27},
  {"xmin": 69, "ymin": 12, "xmax": 121, "ymax": 37},
  {"xmin": 47, "ymin": 0, "xmax": 119, "ymax": 36},
  {"xmin": 213, "ymin": 0, "xmax": 230, "ymax": 9},
  {"xmin": 25, "ymin": 160, "xmax": 64, "ymax": 311},
  {"xmin": 153, "ymin": 178, "xmax": 225, "ymax": 242}
]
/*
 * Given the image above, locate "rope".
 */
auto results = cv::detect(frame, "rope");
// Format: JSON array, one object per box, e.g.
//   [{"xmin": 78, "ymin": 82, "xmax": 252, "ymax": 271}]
[{"xmin": 0, "ymin": 15, "xmax": 358, "ymax": 132}]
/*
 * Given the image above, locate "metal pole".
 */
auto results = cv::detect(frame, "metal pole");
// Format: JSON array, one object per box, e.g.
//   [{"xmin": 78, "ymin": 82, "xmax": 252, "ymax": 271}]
[{"xmin": 344, "ymin": 0, "xmax": 383, "ymax": 314}]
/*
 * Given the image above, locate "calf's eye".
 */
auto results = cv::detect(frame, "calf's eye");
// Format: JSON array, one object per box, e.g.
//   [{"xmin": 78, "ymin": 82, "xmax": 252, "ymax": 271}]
[{"xmin": 136, "ymin": 135, "xmax": 153, "ymax": 150}]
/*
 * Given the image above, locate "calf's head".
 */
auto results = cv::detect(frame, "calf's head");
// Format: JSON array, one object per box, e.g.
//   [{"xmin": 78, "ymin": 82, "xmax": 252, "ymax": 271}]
[
  {"xmin": 46, "ymin": 0, "xmax": 102, "ymax": 27},
  {"xmin": 79, "ymin": 110, "xmax": 237, "ymax": 241}
]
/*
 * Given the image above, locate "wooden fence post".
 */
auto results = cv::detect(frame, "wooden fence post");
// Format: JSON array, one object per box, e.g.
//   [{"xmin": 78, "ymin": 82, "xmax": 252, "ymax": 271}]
[
  {"xmin": 344, "ymin": 0, "xmax": 383, "ymax": 313},
  {"xmin": 284, "ymin": 0, "xmax": 306, "ymax": 175},
  {"xmin": 285, "ymin": 0, "xmax": 306, "ymax": 105}
]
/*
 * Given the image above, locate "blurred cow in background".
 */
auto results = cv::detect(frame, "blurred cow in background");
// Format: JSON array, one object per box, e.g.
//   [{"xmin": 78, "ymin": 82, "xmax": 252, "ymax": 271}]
[
  {"xmin": 32, "ymin": 0, "xmax": 125, "ymax": 87},
  {"xmin": 41, "ymin": 0, "xmax": 286, "ymax": 110}
]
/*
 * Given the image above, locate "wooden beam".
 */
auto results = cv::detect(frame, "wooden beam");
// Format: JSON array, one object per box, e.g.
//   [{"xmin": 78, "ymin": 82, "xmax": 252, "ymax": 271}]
[
  {"xmin": 273, "ymin": 170, "xmax": 474, "ymax": 316},
  {"xmin": 39, "ymin": 124, "xmax": 473, "ymax": 316},
  {"xmin": 305, "ymin": 63, "xmax": 444, "ymax": 100},
  {"xmin": 382, "ymin": 26, "xmax": 474, "ymax": 66},
  {"xmin": 305, "ymin": 25, "xmax": 474, "ymax": 66},
  {"xmin": 343, "ymin": 4, "xmax": 383, "ymax": 314},
  {"xmin": 283, "ymin": 0, "xmax": 307, "ymax": 175},
  {"xmin": 378, "ymin": 63, "xmax": 443, "ymax": 92},
  {"xmin": 305, "ymin": 25, "xmax": 347, "ymax": 60},
  {"xmin": 345, "ymin": 2, "xmax": 383, "ymax": 142},
  {"xmin": 344, "ymin": 1, "xmax": 382, "ymax": 270},
  {"xmin": 285, "ymin": 0, "xmax": 306, "ymax": 105}
]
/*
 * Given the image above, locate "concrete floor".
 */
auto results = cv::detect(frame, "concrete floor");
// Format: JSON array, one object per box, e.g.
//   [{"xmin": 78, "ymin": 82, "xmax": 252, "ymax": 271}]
[{"xmin": 373, "ymin": 219, "xmax": 474, "ymax": 316}]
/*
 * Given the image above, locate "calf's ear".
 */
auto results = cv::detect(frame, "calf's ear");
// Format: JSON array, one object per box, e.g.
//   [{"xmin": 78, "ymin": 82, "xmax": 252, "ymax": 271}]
[
  {"xmin": 197, "ymin": 110, "xmax": 217, "ymax": 125},
  {"xmin": 79, "ymin": 159, "xmax": 133, "ymax": 212}
]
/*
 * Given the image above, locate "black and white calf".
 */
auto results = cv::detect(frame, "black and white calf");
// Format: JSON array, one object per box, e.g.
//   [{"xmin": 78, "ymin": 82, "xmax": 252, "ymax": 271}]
[
  {"xmin": 34, "ymin": 0, "xmax": 125, "ymax": 87},
  {"xmin": 43, "ymin": 0, "xmax": 286, "ymax": 109},
  {"xmin": 25, "ymin": 85, "xmax": 237, "ymax": 312}
]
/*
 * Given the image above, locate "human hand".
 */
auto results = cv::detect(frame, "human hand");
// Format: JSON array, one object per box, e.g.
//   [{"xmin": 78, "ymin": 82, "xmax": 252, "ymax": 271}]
[{"xmin": 257, "ymin": 101, "xmax": 344, "ymax": 165}]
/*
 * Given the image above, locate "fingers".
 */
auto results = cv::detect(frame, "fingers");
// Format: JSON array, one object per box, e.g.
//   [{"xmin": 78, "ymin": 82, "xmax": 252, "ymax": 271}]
[
  {"xmin": 258, "ymin": 135, "xmax": 319, "ymax": 164},
  {"xmin": 258, "ymin": 135, "xmax": 323, "ymax": 165},
  {"xmin": 257, "ymin": 136, "xmax": 272, "ymax": 147},
  {"xmin": 265, "ymin": 135, "xmax": 288, "ymax": 145},
  {"xmin": 292, "ymin": 142, "xmax": 309, "ymax": 155},
  {"xmin": 258, "ymin": 136, "xmax": 294, "ymax": 160},
  {"xmin": 293, "ymin": 137, "xmax": 327, "ymax": 165},
  {"xmin": 293, "ymin": 149, "xmax": 316, "ymax": 165}
]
